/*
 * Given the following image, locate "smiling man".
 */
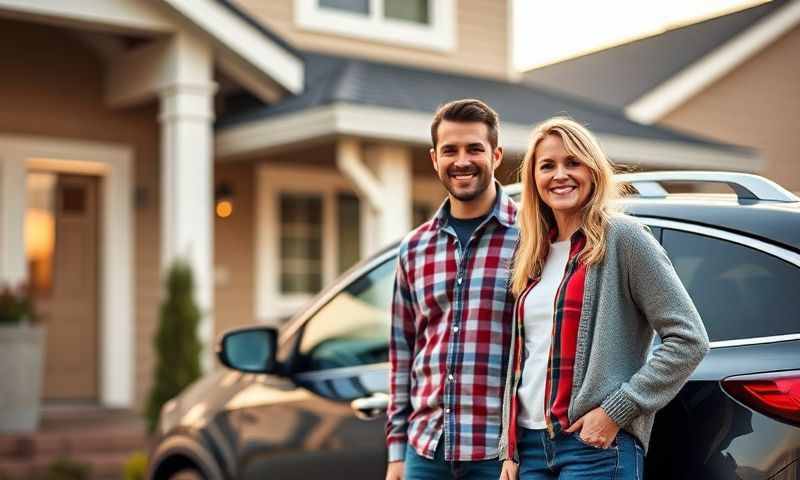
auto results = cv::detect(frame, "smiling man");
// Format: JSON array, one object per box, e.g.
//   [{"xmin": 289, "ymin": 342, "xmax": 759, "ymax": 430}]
[{"xmin": 386, "ymin": 99, "xmax": 519, "ymax": 480}]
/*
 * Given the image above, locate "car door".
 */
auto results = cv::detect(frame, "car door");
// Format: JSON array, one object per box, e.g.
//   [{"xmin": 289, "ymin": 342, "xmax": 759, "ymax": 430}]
[
  {"xmin": 233, "ymin": 256, "xmax": 396, "ymax": 479},
  {"xmin": 643, "ymin": 220, "xmax": 800, "ymax": 479}
]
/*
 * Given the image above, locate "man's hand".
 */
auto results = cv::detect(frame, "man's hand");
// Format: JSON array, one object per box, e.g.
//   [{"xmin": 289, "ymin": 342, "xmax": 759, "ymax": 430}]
[
  {"xmin": 499, "ymin": 460, "xmax": 518, "ymax": 480},
  {"xmin": 386, "ymin": 460, "xmax": 404, "ymax": 480},
  {"xmin": 565, "ymin": 406, "xmax": 619, "ymax": 449}
]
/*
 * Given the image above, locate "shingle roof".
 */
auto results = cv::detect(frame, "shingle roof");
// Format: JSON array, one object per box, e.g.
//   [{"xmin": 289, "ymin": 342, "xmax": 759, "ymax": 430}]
[
  {"xmin": 522, "ymin": 0, "xmax": 788, "ymax": 109},
  {"xmin": 217, "ymin": 51, "xmax": 747, "ymax": 152}
]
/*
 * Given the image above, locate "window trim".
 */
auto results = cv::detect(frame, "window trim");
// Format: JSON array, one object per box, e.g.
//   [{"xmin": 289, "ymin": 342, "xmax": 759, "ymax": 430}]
[
  {"xmin": 257, "ymin": 166, "xmax": 362, "ymax": 322},
  {"xmin": 257, "ymin": 165, "xmax": 443, "ymax": 325},
  {"xmin": 640, "ymin": 217, "xmax": 800, "ymax": 268},
  {"xmin": 294, "ymin": 0, "xmax": 456, "ymax": 51},
  {"xmin": 643, "ymin": 217, "xmax": 800, "ymax": 348}
]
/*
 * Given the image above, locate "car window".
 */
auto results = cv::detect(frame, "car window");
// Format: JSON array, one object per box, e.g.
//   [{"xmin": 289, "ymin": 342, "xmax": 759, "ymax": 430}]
[
  {"xmin": 661, "ymin": 229, "xmax": 800, "ymax": 342},
  {"xmin": 648, "ymin": 226, "xmax": 662, "ymax": 242},
  {"xmin": 293, "ymin": 258, "xmax": 395, "ymax": 373}
]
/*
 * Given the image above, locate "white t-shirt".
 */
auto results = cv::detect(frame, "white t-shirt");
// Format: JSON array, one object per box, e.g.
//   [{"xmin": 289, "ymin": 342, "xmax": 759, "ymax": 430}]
[{"xmin": 517, "ymin": 239, "xmax": 571, "ymax": 429}]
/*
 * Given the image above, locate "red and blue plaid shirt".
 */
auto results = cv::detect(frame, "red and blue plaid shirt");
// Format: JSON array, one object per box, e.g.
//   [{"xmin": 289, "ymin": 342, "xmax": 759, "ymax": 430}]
[
  {"xmin": 387, "ymin": 186, "xmax": 518, "ymax": 462},
  {"xmin": 506, "ymin": 231, "xmax": 587, "ymax": 458}
]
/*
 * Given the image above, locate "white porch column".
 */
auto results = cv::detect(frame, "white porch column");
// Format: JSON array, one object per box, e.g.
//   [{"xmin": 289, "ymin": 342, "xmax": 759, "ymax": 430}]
[
  {"xmin": 0, "ymin": 153, "xmax": 27, "ymax": 287},
  {"xmin": 336, "ymin": 139, "xmax": 412, "ymax": 256},
  {"xmin": 158, "ymin": 33, "xmax": 217, "ymax": 371},
  {"xmin": 365, "ymin": 144, "xmax": 412, "ymax": 250}
]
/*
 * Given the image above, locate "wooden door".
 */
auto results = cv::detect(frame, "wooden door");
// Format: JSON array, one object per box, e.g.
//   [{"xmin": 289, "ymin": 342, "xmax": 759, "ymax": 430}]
[{"xmin": 40, "ymin": 174, "xmax": 99, "ymax": 401}]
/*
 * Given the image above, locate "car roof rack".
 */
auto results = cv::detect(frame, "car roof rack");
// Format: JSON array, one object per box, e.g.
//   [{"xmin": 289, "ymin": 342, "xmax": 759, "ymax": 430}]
[{"xmin": 615, "ymin": 171, "xmax": 799, "ymax": 203}]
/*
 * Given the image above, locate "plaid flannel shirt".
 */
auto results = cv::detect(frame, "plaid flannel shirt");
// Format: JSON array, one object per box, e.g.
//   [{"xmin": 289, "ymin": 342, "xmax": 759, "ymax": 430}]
[
  {"xmin": 506, "ymin": 231, "xmax": 587, "ymax": 459},
  {"xmin": 386, "ymin": 185, "xmax": 518, "ymax": 462}
]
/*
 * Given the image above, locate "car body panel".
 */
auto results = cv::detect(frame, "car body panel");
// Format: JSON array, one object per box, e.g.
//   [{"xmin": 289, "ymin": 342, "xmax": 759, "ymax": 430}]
[{"xmin": 152, "ymin": 185, "xmax": 800, "ymax": 480}]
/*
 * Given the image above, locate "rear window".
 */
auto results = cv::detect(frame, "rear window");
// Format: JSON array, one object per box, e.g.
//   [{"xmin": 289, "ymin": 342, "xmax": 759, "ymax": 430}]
[{"xmin": 662, "ymin": 229, "xmax": 800, "ymax": 342}]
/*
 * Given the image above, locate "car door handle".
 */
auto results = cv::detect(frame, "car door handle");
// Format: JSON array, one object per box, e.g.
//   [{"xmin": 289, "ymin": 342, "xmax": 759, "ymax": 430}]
[{"xmin": 351, "ymin": 393, "xmax": 389, "ymax": 421}]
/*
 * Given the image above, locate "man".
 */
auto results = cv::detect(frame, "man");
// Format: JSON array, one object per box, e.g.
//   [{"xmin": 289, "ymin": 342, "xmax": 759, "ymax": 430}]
[{"xmin": 386, "ymin": 99, "xmax": 519, "ymax": 480}]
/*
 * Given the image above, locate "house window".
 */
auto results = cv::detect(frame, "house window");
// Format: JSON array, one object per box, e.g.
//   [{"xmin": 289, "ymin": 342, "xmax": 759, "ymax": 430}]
[
  {"xmin": 258, "ymin": 167, "xmax": 375, "ymax": 322},
  {"xmin": 25, "ymin": 173, "xmax": 57, "ymax": 296},
  {"xmin": 385, "ymin": 0, "xmax": 429, "ymax": 24},
  {"xmin": 295, "ymin": 0, "xmax": 454, "ymax": 51},
  {"xmin": 279, "ymin": 193, "xmax": 324, "ymax": 294},
  {"xmin": 319, "ymin": 0, "xmax": 369, "ymax": 14},
  {"xmin": 337, "ymin": 192, "xmax": 361, "ymax": 274}
]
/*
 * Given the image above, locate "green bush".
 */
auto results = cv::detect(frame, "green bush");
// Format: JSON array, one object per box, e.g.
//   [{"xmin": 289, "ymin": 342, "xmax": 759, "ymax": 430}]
[
  {"xmin": 145, "ymin": 260, "xmax": 203, "ymax": 433},
  {"xmin": 40, "ymin": 458, "xmax": 91, "ymax": 480},
  {"xmin": 123, "ymin": 451, "xmax": 148, "ymax": 480},
  {"xmin": 0, "ymin": 284, "xmax": 34, "ymax": 325}
]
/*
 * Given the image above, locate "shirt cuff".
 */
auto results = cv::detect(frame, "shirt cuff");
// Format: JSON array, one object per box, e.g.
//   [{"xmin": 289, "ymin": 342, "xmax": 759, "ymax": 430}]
[
  {"xmin": 387, "ymin": 440, "xmax": 407, "ymax": 463},
  {"xmin": 601, "ymin": 388, "xmax": 640, "ymax": 428}
]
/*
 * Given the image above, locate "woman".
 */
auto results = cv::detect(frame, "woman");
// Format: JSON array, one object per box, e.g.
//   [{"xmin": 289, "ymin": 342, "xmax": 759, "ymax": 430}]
[{"xmin": 498, "ymin": 117, "xmax": 709, "ymax": 480}]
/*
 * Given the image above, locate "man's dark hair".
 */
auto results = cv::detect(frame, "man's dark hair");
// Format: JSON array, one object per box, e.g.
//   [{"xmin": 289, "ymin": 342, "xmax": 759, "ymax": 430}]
[{"xmin": 430, "ymin": 99, "xmax": 500, "ymax": 151}]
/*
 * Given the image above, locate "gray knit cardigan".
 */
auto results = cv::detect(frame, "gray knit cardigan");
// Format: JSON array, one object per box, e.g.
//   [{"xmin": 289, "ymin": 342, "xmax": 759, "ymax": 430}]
[{"xmin": 498, "ymin": 215, "xmax": 710, "ymax": 459}]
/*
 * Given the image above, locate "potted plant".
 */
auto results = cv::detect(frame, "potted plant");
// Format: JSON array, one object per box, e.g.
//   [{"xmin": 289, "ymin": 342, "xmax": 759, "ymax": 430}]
[{"xmin": 0, "ymin": 283, "xmax": 45, "ymax": 432}]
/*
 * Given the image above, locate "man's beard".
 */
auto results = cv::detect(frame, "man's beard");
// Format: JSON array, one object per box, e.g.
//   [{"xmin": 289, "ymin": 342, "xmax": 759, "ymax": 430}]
[{"xmin": 440, "ymin": 164, "xmax": 493, "ymax": 202}]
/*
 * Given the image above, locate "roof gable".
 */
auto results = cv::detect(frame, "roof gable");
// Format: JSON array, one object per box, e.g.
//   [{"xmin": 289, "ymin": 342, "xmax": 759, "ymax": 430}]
[{"xmin": 522, "ymin": 1, "xmax": 789, "ymax": 111}]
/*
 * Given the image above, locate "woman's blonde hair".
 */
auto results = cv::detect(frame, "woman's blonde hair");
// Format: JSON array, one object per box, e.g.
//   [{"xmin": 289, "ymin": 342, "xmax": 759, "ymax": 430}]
[{"xmin": 510, "ymin": 117, "xmax": 620, "ymax": 297}]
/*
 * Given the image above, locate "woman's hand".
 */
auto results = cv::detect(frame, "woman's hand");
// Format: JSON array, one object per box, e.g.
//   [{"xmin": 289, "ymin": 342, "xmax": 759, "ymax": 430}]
[
  {"xmin": 500, "ymin": 460, "xmax": 518, "ymax": 480},
  {"xmin": 385, "ymin": 461, "xmax": 404, "ymax": 480},
  {"xmin": 565, "ymin": 406, "xmax": 619, "ymax": 449}
]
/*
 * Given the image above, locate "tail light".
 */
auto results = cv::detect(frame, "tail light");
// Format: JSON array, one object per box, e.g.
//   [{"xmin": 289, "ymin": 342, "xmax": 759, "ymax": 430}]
[{"xmin": 722, "ymin": 370, "xmax": 800, "ymax": 427}]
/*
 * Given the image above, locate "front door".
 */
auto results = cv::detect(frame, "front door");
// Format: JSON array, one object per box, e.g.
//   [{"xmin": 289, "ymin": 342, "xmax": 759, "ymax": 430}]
[{"xmin": 26, "ymin": 173, "xmax": 99, "ymax": 401}]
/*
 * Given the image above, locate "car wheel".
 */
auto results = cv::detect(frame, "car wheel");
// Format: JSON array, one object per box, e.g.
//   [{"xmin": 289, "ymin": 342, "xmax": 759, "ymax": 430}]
[{"xmin": 169, "ymin": 469, "xmax": 204, "ymax": 480}]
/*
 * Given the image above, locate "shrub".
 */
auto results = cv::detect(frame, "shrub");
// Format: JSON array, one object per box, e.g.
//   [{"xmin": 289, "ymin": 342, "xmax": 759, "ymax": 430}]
[
  {"xmin": 40, "ymin": 458, "xmax": 91, "ymax": 480},
  {"xmin": 145, "ymin": 260, "xmax": 202, "ymax": 432},
  {"xmin": 123, "ymin": 451, "xmax": 148, "ymax": 480},
  {"xmin": 0, "ymin": 284, "xmax": 34, "ymax": 325}
]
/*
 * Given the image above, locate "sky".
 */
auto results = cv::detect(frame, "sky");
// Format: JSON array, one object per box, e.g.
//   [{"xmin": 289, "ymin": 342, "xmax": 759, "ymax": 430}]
[{"xmin": 513, "ymin": 0, "xmax": 769, "ymax": 71}]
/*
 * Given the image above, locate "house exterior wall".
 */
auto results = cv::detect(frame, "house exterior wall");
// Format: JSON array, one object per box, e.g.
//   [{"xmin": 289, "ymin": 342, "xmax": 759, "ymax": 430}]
[
  {"xmin": 231, "ymin": 0, "xmax": 511, "ymax": 80},
  {"xmin": 0, "ymin": 19, "xmax": 161, "ymax": 409},
  {"xmin": 213, "ymin": 143, "xmax": 449, "ymax": 328},
  {"xmin": 214, "ymin": 161, "xmax": 256, "ymax": 337},
  {"xmin": 660, "ymin": 24, "xmax": 800, "ymax": 193}
]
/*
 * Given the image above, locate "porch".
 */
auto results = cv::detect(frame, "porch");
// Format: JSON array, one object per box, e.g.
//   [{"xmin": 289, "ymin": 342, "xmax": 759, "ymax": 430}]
[{"xmin": 0, "ymin": 0, "xmax": 303, "ymax": 419}]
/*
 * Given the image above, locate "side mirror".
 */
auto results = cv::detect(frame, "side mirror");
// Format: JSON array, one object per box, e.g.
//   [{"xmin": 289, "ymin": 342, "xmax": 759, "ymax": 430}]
[{"xmin": 216, "ymin": 327, "xmax": 279, "ymax": 374}]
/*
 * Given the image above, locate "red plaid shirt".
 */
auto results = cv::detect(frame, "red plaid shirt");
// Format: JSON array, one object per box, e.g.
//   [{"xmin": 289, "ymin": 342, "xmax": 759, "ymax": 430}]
[
  {"xmin": 387, "ymin": 187, "xmax": 518, "ymax": 462},
  {"xmin": 507, "ymin": 231, "xmax": 587, "ymax": 458}
]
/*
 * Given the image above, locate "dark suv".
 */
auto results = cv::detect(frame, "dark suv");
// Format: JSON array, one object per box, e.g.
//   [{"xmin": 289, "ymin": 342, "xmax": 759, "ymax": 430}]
[{"xmin": 149, "ymin": 172, "xmax": 800, "ymax": 480}]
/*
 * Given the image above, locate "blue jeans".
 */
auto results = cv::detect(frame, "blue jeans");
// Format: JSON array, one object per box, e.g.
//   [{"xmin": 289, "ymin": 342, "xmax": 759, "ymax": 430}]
[
  {"xmin": 517, "ymin": 428, "xmax": 644, "ymax": 480},
  {"xmin": 405, "ymin": 443, "xmax": 502, "ymax": 480}
]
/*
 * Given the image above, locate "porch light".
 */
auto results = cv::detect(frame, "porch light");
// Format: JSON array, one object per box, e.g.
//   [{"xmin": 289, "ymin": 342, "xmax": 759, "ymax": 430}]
[{"xmin": 215, "ymin": 183, "xmax": 234, "ymax": 219}]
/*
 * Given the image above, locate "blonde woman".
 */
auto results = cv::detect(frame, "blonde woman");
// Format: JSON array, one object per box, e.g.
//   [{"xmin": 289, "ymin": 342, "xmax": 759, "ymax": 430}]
[{"xmin": 498, "ymin": 118, "xmax": 709, "ymax": 480}]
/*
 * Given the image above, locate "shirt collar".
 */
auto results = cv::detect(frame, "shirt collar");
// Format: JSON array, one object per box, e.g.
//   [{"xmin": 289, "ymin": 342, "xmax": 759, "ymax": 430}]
[
  {"xmin": 432, "ymin": 181, "xmax": 518, "ymax": 231},
  {"xmin": 548, "ymin": 227, "xmax": 587, "ymax": 255}
]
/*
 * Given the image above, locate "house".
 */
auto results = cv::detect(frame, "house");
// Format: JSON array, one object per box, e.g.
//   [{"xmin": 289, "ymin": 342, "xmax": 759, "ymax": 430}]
[
  {"xmin": 523, "ymin": 0, "xmax": 800, "ymax": 192},
  {"xmin": 0, "ymin": 0, "xmax": 758, "ymax": 413}
]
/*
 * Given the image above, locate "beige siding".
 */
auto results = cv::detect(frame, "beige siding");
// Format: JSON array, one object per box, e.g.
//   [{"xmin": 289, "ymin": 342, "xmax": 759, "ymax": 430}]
[
  {"xmin": 231, "ymin": 0, "xmax": 511, "ymax": 79},
  {"xmin": 0, "ymin": 19, "xmax": 161, "ymax": 409},
  {"xmin": 661, "ymin": 24, "xmax": 800, "ymax": 193},
  {"xmin": 214, "ymin": 162, "xmax": 256, "ymax": 337}
]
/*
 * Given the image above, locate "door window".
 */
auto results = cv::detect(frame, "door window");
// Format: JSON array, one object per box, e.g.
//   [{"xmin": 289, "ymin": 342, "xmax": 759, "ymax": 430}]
[
  {"xmin": 662, "ymin": 229, "xmax": 800, "ymax": 342},
  {"xmin": 294, "ymin": 258, "xmax": 395, "ymax": 373}
]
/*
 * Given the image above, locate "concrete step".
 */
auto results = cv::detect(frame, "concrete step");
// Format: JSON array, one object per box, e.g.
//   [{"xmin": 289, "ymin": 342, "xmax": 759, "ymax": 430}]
[
  {"xmin": 0, "ymin": 451, "xmax": 133, "ymax": 480},
  {"xmin": 0, "ymin": 405, "xmax": 149, "ymax": 479},
  {"xmin": 0, "ymin": 428, "xmax": 147, "ymax": 459}
]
